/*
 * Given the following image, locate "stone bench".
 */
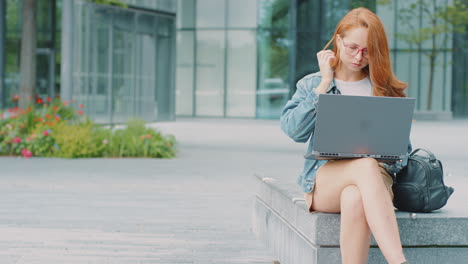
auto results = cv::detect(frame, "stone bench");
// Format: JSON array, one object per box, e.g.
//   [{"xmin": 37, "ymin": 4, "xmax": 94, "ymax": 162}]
[{"xmin": 252, "ymin": 174, "xmax": 468, "ymax": 264}]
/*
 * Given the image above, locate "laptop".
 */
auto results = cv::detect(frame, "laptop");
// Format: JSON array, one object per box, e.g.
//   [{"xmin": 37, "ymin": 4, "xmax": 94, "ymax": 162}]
[{"xmin": 304, "ymin": 94, "xmax": 415, "ymax": 161}]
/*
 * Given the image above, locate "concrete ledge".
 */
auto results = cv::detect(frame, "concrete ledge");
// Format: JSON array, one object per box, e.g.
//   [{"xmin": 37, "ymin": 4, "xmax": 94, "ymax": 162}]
[{"xmin": 252, "ymin": 174, "xmax": 468, "ymax": 264}]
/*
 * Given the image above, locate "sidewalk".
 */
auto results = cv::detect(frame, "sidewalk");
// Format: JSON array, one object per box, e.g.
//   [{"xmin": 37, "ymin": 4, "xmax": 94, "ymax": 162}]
[
  {"xmin": 154, "ymin": 118, "xmax": 468, "ymax": 188},
  {"xmin": 0, "ymin": 118, "xmax": 466, "ymax": 263},
  {"xmin": 154, "ymin": 118, "xmax": 468, "ymax": 213}
]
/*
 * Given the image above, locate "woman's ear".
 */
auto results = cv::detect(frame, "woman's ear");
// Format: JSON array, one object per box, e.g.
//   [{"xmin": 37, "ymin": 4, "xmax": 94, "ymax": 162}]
[{"xmin": 335, "ymin": 34, "xmax": 341, "ymax": 47}]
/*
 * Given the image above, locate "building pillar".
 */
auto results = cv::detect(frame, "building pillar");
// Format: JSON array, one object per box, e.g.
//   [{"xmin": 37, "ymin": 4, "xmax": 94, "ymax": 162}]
[{"xmin": 60, "ymin": 0, "xmax": 74, "ymax": 102}]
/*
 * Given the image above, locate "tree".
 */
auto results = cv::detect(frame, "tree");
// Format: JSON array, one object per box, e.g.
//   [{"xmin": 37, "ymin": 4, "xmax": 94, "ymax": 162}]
[
  {"xmin": 18, "ymin": 0, "xmax": 36, "ymax": 109},
  {"xmin": 396, "ymin": 0, "xmax": 468, "ymax": 110}
]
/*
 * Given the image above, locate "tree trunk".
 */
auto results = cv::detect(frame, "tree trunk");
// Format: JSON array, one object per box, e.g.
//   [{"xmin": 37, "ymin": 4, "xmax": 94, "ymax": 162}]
[
  {"xmin": 427, "ymin": 3, "xmax": 437, "ymax": 111},
  {"xmin": 18, "ymin": 0, "xmax": 36, "ymax": 109},
  {"xmin": 427, "ymin": 54, "xmax": 435, "ymax": 111}
]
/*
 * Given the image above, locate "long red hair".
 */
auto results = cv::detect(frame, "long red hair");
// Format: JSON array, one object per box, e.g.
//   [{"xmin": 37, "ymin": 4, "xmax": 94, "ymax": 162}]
[{"xmin": 323, "ymin": 7, "xmax": 407, "ymax": 97}]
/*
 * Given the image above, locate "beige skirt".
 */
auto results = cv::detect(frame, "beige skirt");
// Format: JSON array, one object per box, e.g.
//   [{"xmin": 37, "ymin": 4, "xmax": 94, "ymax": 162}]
[{"xmin": 304, "ymin": 161, "xmax": 394, "ymax": 213}]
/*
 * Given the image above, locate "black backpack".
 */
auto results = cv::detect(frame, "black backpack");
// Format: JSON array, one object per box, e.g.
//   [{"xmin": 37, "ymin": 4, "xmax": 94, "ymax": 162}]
[{"xmin": 392, "ymin": 148, "xmax": 454, "ymax": 213}]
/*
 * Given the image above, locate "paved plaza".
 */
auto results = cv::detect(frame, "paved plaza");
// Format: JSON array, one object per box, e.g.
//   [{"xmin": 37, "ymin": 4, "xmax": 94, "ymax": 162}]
[{"xmin": 0, "ymin": 118, "xmax": 467, "ymax": 263}]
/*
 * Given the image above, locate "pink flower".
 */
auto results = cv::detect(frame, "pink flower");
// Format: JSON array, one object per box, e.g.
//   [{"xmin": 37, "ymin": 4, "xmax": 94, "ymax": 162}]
[
  {"xmin": 102, "ymin": 139, "xmax": 108, "ymax": 144},
  {"xmin": 21, "ymin": 148, "xmax": 33, "ymax": 158},
  {"xmin": 12, "ymin": 137, "xmax": 21, "ymax": 144},
  {"xmin": 43, "ymin": 130, "xmax": 49, "ymax": 136}
]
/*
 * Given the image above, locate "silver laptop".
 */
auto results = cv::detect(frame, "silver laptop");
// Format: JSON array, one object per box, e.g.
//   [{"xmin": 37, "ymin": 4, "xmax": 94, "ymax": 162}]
[{"xmin": 305, "ymin": 94, "xmax": 415, "ymax": 161}]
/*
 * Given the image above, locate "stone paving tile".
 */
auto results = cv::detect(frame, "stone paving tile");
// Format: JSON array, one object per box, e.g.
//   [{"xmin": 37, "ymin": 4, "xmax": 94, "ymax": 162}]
[{"xmin": 0, "ymin": 153, "xmax": 275, "ymax": 261}]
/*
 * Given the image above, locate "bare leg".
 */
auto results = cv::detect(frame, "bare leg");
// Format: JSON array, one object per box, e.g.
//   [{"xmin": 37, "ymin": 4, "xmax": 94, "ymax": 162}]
[
  {"xmin": 311, "ymin": 158, "xmax": 406, "ymax": 264},
  {"xmin": 340, "ymin": 185, "xmax": 371, "ymax": 264}
]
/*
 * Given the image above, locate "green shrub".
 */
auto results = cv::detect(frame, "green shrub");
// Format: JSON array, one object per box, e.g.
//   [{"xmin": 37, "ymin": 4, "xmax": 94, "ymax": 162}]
[
  {"xmin": 0, "ymin": 96, "xmax": 176, "ymax": 159},
  {"xmin": 107, "ymin": 119, "xmax": 176, "ymax": 158},
  {"xmin": 51, "ymin": 121, "xmax": 105, "ymax": 158}
]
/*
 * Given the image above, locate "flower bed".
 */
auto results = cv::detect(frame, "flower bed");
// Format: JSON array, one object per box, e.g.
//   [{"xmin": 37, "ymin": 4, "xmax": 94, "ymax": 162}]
[{"xmin": 0, "ymin": 96, "xmax": 176, "ymax": 158}]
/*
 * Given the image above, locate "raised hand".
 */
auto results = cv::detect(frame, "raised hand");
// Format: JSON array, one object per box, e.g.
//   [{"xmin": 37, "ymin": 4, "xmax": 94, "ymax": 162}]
[{"xmin": 316, "ymin": 49, "xmax": 335, "ymax": 84}]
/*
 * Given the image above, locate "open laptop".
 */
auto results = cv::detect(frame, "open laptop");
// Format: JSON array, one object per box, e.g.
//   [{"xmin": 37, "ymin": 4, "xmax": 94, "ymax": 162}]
[{"xmin": 304, "ymin": 94, "xmax": 415, "ymax": 161}]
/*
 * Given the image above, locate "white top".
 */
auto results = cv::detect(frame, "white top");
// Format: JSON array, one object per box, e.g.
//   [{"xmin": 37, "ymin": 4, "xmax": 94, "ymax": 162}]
[{"xmin": 334, "ymin": 77, "xmax": 372, "ymax": 96}]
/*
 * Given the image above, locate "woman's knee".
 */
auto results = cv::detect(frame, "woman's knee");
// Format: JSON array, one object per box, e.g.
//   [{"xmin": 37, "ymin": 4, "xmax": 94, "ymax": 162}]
[
  {"xmin": 349, "ymin": 158, "xmax": 381, "ymax": 182},
  {"xmin": 340, "ymin": 185, "xmax": 365, "ymax": 219},
  {"xmin": 351, "ymin": 157, "xmax": 379, "ymax": 170}
]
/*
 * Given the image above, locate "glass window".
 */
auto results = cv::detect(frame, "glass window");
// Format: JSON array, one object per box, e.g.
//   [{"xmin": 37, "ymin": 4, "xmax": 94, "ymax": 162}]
[
  {"xmin": 136, "ymin": 12, "xmax": 155, "ymax": 34},
  {"xmin": 126, "ymin": 0, "xmax": 155, "ymax": 10},
  {"xmin": 256, "ymin": 0, "xmax": 290, "ymax": 119},
  {"xmin": 4, "ymin": 0, "xmax": 21, "ymax": 108},
  {"xmin": 111, "ymin": 10, "xmax": 135, "ymax": 123},
  {"xmin": 196, "ymin": 0, "xmax": 226, "ymax": 28},
  {"xmin": 155, "ymin": 17, "xmax": 175, "ymax": 121},
  {"xmin": 89, "ymin": 7, "xmax": 110, "ymax": 120},
  {"xmin": 68, "ymin": 2, "xmax": 175, "ymax": 123},
  {"xmin": 177, "ymin": 0, "xmax": 195, "ymax": 29},
  {"xmin": 256, "ymin": 28, "xmax": 289, "ymax": 119},
  {"xmin": 452, "ymin": 32, "xmax": 468, "ymax": 117},
  {"xmin": 377, "ymin": 2, "xmax": 395, "ymax": 49},
  {"xmin": 136, "ymin": 14, "xmax": 157, "ymax": 121},
  {"xmin": 423, "ymin": 54, "xmax": 446, "ymax": 112},
  {"xmin": 36, "ymin": 53, "xmax": 50, "ymax": 97},
  {"xmin": 227, "ymin": 0, "xmax": 257, "ymax": 28},
  {"xmin": 258, "ymin": 0, "xmax": 289, "ymax": 29},
  {"xmin": 156, "ymin": 0, "xmax": 177, "ymax": 12},
  {"xmin": 196, "ymin": 31, "xmax": 225, "ymax": 116},
  {"xmin": 132, "ymin": 0, "xmax": 177, "ymax": 12},
  {"xmin": 55, "ymin": 0, "xmax": 62, "ymax": 97},
  {"xmin": 176, "ymin": 31, "xmax": 194, "ymax": 116},
  {"xmin": 95, "ymin": 38, "xmax": 110, "ymax": 114},
  {"xmin": 393, "ymin": 51, "xmax": 419, "ymax": 100},
  {"xmin": 36, "ymin": 0, "xmax": 53, "ymax": 47},
  {"xmin": 296, "ymin": 0, "xmax": 322, "ymax": 78},
  {"xmin": 321, "ymin": 0, "xmax": 350, "ymax": 42},
  {"xmin": 226, "ymin": 30, "xmax": 256, "ymax": 117}
]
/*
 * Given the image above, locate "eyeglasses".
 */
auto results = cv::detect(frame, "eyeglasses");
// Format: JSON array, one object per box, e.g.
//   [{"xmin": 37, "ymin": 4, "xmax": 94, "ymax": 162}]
[{"xmin": 342, "ymin": 39, "xmax": 368, "ymax": 59}]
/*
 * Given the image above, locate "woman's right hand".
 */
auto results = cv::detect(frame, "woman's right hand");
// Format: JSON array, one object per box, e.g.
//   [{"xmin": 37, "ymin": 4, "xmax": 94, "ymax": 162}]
[{"xmin": 316, "ymin": 50, "xmax": 335, "ymax": 84}]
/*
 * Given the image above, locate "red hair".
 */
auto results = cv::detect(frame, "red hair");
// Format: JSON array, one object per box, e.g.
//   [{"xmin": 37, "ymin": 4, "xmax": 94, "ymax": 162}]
[{"xmin": 323, "ymin": 7, "xmax": 407, "ymax": 97}]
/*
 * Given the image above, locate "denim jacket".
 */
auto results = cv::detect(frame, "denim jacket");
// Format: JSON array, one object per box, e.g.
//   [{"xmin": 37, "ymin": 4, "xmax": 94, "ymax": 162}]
[{"xmin": 280, "ymin": 72, "xmax": 412, "ymax": 193}]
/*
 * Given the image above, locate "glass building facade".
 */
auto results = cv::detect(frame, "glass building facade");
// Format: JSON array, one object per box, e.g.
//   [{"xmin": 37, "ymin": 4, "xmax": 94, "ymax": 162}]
[
  {"xmin": 176, "ymin": 0, "xmax": 258, "ymax": 118},
  {"xmin": 0, "ymin": 0, "xmax": 176, "ymax": 124},
  {"xmin": 61, "ymin": 0, "xmax": 176, "ymax": 123},
  {"xmin": 378, "ymin": 0, "xmax": 453, "ymax": 119},
  {"xmin": 0, "ymin": 0, "xmax": 467, "ymax": 122},
  {"xmin": 176, "ymin": 0, "xmax": 468, "ymax": 120}
]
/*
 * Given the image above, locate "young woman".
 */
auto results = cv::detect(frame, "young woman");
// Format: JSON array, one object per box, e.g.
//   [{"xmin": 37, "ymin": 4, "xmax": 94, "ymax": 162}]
[{"xmin": 280, "ymin": 7, "xmax": 411, "ymax": 264}]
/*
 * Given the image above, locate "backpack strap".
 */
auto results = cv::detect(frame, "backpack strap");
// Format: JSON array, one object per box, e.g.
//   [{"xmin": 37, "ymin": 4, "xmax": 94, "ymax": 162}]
[{"xmin": 410, "ymin": 148, "xmax": 437, "ymax": 162}]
